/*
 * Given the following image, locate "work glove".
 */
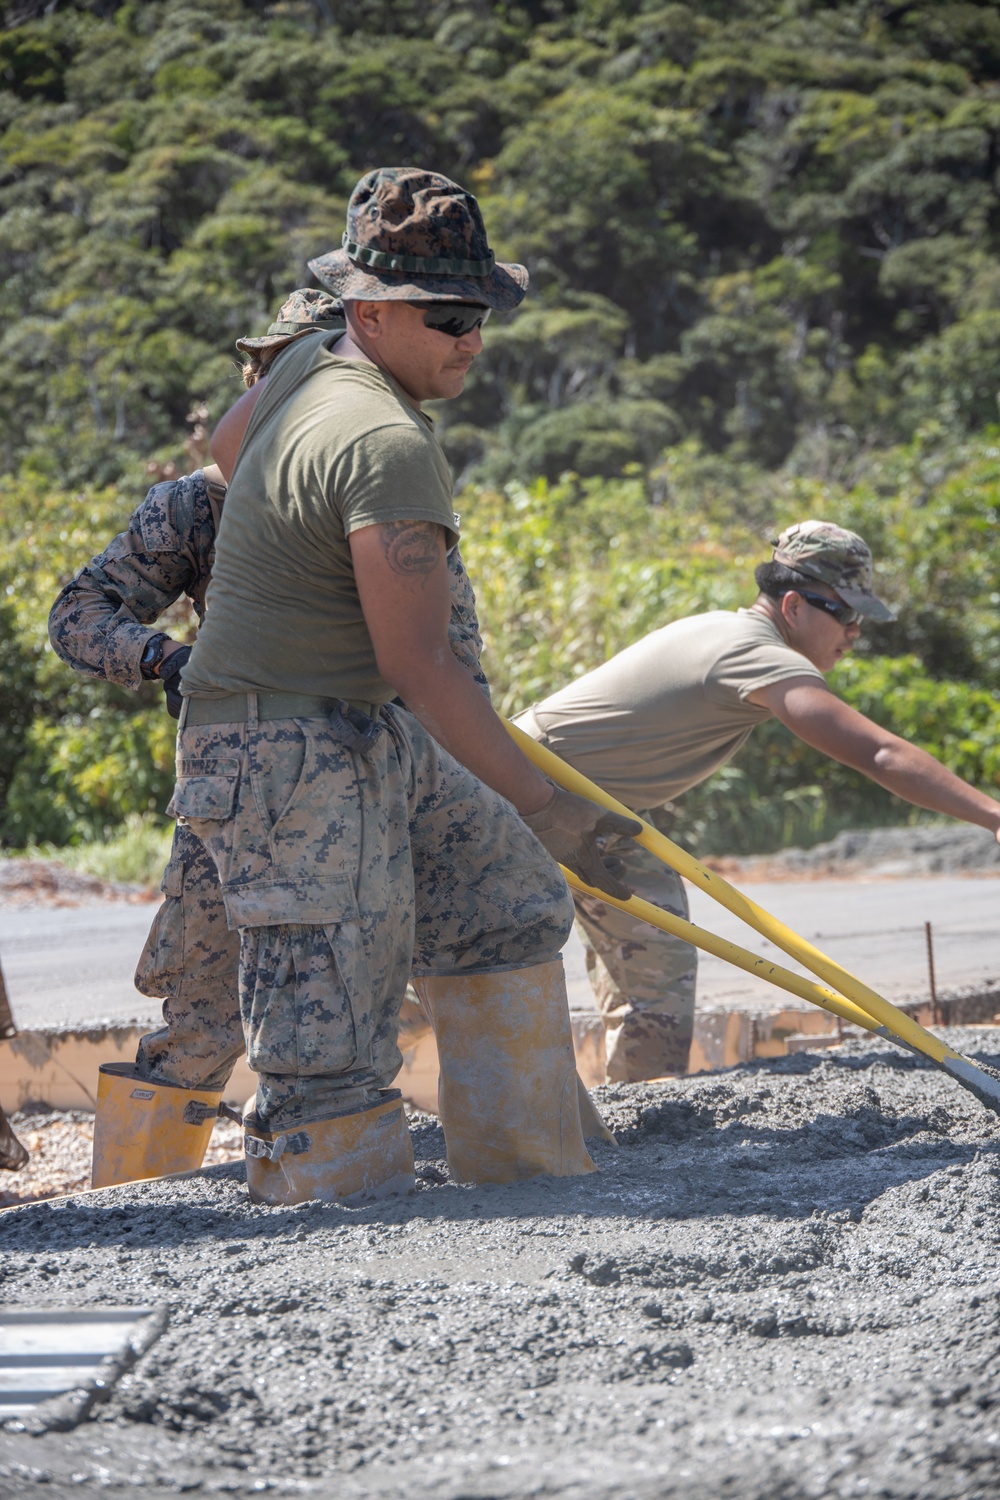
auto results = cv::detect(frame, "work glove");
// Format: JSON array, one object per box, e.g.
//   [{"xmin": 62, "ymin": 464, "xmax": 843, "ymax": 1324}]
[
  {"xmin": 159, "ymin": 645, "xmax": 192, "ymax": 720},
  {"xmin": 522, "ymin": 787, "xmax": 642, "ymax": 902}
]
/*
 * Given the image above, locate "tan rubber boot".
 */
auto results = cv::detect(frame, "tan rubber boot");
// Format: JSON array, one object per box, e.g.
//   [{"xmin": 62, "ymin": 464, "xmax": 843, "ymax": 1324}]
[
  {"xmin": 243, "ymin": 1092, "xmax": 415, "ymax": 1206},
  {"xmin": 414, "ymin": 958, "xmax": 597, "ymax": 1184},
  {"xmin": 91, "ymin": 1062, "xmax": 222, "ymax": 1189}
]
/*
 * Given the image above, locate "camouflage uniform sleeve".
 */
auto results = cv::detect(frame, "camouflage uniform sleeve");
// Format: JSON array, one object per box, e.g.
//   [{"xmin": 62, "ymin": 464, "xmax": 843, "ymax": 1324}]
[
  {"xmin": 47, "ymin": 472, "xmax": 216, "ymax": 691},
  {"xmin": 447, "ymin": 546, "xmax": 491, "ymax": 702}
]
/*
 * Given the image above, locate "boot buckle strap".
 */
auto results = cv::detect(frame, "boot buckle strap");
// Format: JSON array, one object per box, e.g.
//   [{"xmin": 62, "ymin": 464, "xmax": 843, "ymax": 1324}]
[
  {"xmin": 244, "ymin": 1130, "xmax": 311, "ymax": 1161},
  {"xmin": 245, "ymin": 1131, "xmax": 288, "ymax": 1161},
  {"xmin": 183, "ymin": 1100, "xmax": 220, "ymax": 1126}
]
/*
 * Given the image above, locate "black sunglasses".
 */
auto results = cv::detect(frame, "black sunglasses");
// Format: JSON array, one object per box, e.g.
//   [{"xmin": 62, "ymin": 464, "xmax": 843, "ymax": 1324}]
[
  {"xmin": 781, "ymin": 588, "xmax": 861, "ymax": 626},
  {"xmin": 421, "ymin": 302, "xmax": 491, "ymax": 339}
]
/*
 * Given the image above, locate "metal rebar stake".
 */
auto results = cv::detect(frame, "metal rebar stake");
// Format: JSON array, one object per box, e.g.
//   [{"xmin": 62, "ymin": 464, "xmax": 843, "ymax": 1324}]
[{"xmin": 925, "ymin": 920, "xmax": 940, "ymax": 1025}]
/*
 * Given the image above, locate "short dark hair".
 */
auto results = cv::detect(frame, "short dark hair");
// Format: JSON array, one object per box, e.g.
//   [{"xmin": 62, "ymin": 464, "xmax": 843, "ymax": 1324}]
[{"xmin": 754, "ymin": 560, "xmax": 820, "ymax": 598}]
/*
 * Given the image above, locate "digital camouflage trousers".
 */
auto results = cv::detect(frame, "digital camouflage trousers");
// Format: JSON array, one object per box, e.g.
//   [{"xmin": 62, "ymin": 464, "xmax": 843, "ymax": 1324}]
[
  {"xmin": 133, "ymin": 819, "xmax": 243, "ymax": 1091},
  {"xmin": 573, "ymin": 835, "xmax": 697, "ymax": 1081},
  {"xmin": 171, "ymin": 700, "xmax": 573, "ymax": 1130},
  {"xmin": 132, "ymin": 822, "xmax": 432, "ymax": 1093}
]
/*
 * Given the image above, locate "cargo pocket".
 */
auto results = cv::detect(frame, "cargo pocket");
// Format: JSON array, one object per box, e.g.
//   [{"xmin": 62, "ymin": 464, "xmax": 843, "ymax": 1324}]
[
  {"xmin": 134, "ymin": 852, "xmax": 185, "ymax": 995},
  {"xmin": 168, "ymin": 757, "xmax": 240, "ymax": 829},
  {"xmin": 232, "ymin": 877, "xmax": 376, "ymax": 1081}
]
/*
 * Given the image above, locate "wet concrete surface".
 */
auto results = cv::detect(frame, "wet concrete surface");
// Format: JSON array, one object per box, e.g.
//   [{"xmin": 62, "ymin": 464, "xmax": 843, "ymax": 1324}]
[{"xmin": 4, "ymin": 1027, "xmax": 1000, "ymax": 1498}]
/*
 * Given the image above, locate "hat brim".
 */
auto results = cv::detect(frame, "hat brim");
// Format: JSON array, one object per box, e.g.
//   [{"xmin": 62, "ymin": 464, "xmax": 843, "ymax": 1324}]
[
  {"xmin": 836, "ymin": 585, "xmax": 896, "ymax": 623},
  {"xmin": 307, "ymin": 249, "xmax": 528, "ymax": 312},
  {"xmin": 235, "ymin": 327, "xmax": 333, "ymax": 356}
]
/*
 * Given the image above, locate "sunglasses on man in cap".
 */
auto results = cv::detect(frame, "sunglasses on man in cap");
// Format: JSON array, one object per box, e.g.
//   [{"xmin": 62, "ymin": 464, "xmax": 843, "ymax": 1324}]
[{"xmin": 778, "ymin": 588, "xmax": 861, "ymax": 626}]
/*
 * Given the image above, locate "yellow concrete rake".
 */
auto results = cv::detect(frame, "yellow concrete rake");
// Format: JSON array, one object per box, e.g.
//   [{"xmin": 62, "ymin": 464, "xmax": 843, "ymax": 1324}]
[{"xmin": 505, "ymin": 718, "xmax": 1000, "ymax": 1115}]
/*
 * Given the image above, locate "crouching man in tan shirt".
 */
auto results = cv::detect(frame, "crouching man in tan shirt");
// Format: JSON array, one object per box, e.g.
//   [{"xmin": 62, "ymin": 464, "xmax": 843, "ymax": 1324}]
[{"xmin": 517, "ymin": 521, "xmax": 1000, "ymax": 1083}]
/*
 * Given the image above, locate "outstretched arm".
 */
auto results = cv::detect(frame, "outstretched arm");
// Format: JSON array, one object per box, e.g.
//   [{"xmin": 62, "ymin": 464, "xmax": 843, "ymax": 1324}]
[{"xmin": 752, "ymin": 676, "xmax": 1000, "ymax": 840}]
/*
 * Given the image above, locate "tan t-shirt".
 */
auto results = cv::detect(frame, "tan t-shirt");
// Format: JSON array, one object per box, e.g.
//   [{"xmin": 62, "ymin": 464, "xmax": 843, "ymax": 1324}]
[
  {"xmin": 516, "ymin": 609, "xmax": 824, "ymax": 811},
  {"xmin": 183, "ymin": 332, "xmax": 459, "ymax": 704}
]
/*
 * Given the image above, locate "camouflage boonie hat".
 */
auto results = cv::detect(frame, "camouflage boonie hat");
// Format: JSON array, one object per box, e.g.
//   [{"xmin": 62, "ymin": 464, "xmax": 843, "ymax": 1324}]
[
  {"xmin": 235, "ymin": 288, "xmax": 345, "ymax": 354},
  {"xmin": 772, "ymin": 520, "xmax": 895, "ymax": 622},
  {"xmin": 307, "ymin": 167, "xmax": 528, "ymax": 312}
]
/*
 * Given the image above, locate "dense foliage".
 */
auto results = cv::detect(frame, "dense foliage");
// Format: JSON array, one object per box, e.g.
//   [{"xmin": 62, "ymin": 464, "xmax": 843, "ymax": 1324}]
[
  {"xmin": 4, "ymin": 429, "xmax": 999, "ymax": 856},
  {"xmin": 2, "ymin": 0, "xmax": 1000, "ymax": 857},
  {"xmin": 2, "ymin": 0, "xmax": 1000, "ymax": 484}
]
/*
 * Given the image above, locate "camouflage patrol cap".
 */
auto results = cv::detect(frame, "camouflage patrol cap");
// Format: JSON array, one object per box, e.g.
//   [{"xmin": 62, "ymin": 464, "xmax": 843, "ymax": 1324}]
[
  {"xmin": 772, "ymin": 520, "xmax": 895, "ymax": 622},
  {"xmin": 235, "ymin": 287, "xmax": 346, "ymax": 354},
  {"xmin": 307, "ymin": 167, "xmax": 528, "ymax": 311}
]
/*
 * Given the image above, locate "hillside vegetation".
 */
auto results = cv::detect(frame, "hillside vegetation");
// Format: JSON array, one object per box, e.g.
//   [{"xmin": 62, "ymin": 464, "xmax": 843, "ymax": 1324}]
[{"xmin": 2, "ymin": 0, "xmax": 1000, "ymax": 856}]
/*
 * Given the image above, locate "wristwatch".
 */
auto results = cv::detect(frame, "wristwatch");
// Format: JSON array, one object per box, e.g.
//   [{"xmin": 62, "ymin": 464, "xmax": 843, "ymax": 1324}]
[{"xmin": 139, "ymin": 633, "xmax": 171, "ymax": 680}]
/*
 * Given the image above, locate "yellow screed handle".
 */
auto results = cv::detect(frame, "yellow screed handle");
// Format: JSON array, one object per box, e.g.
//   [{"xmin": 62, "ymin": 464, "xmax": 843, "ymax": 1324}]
[{"xmin": 505, "ymin": 715, "xmax": 968, "ymax": 1071}]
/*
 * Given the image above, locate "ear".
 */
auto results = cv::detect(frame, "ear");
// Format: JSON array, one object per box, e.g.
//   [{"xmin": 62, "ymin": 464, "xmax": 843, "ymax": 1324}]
[
  {"xmin": 347, "ymin": 300, "xmax": 384, "ymax": 339},
  {"xmin": 779, "ymin": 591, "xmax": 801, "ymax": 628}
]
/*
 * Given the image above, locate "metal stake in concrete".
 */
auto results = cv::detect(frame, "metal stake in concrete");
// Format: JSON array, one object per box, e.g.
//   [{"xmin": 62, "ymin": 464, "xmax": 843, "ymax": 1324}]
[{"xmin": 925, "ymin": 920, "xmax": 941, "ymax": 1025}]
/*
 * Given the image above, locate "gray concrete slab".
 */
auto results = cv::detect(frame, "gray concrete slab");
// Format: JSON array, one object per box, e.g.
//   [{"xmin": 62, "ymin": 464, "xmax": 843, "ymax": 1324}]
[
  {"xmin": 0, "ymin": 903, "xmax": 160, "ymax": 1032},
  {"xmin": 685, "ymin": 875, "xmax": 1000, "ymax": 1010},
  {"xmin": 5, "ymin": 1027, "xmax": 1000, "ymax": 1498},
  {"xmin": 1, "ymin": 876, "xmax": 998, "ymax": 1033}
]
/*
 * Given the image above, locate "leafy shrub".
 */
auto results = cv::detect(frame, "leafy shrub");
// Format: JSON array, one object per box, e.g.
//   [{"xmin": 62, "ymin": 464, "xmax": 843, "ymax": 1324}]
[
  {"xmin": 1, "ymin": 708, "xmax": 176, "ymax": 847},
  {"xmin": 24, "ymin": 812, "xmax": 175, "ymax": 889}
]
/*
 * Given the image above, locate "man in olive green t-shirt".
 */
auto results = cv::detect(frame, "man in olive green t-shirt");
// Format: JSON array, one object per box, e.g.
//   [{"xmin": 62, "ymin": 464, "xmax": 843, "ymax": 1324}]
[
  {"xmin": 518, "ymin": 521, "xmax": 1000, "ymax": 1084},
  {"xmin": 161, "ymin": 168, "xmax": 639, "ymax": 1207}
]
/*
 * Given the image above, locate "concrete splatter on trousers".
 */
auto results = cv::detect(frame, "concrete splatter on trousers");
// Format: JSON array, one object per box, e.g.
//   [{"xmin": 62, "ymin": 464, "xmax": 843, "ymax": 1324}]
[{"xmin": 173, "ymin": 701, "xmax": 573, "ymax": 1130}]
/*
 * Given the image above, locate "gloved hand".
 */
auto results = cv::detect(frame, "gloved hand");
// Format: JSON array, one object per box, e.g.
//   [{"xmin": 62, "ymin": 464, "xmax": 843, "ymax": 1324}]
[
  {"xmin": 522, "ymin": 787, "xmax": 642, "ymax": 902},
  {"xmin": 159, "ymin": 645, "xmax": 192, "ymax": 720}
]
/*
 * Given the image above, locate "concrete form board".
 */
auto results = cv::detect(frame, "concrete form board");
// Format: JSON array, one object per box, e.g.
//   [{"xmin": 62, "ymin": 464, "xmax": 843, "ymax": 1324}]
[
  {"xmin": 0, "ymin": 1026, "xmax": 258, "ymax": 1112},
  {"xmin": 4, "ymin": 986, "xmax": 1000, "ymax": 1116},
  {"xmin": 0, "ymin": 1007, "xmax": 836, "ymax": 1116}
]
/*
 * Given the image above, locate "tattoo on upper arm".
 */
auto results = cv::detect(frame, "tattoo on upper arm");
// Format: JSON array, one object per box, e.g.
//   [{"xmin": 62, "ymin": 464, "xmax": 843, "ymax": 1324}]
[{"xmin": 381, "ymin": 521, "xmax": 441, "ymax": 578}]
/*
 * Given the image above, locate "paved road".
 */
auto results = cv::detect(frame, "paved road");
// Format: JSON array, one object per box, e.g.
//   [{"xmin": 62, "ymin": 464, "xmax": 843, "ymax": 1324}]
[
  {"xmin": 685, "ymin": 876, "xmax": 1000, "ymax": 1011},
  {"xmin": 0, "ymin": 876, "xmax": 997, "ymax": 1032}
]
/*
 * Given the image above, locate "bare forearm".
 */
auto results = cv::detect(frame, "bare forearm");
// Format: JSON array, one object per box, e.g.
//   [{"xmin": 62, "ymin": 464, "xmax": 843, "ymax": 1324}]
[
  {"xmin": 391, "ymin": 655, "xmax": 550, "ymax": 814},
  {"xmin": 869, "ymin": 741, "xmax": 1000, "ymax": 833},
  {"xmin": 766, "ymin": 680, "xmax": 1000, "ymax": 839}
]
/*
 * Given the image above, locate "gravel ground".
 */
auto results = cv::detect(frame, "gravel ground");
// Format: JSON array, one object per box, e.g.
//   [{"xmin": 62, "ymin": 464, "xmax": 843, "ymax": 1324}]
[
  {"xmin": 722, "ymin": 824, "xmax": 1000, "ymax": 880},
  {"xmin": 0, "ymin": 1111, "xmax": 243, "ymax": 1210},
  {"xmin": 0, "ymin": 859, "xmax": 152, "ymax": 907},
  {"xmin": 3, "ymin": 1028, "xmax": 1000, "ymax": 1499}
]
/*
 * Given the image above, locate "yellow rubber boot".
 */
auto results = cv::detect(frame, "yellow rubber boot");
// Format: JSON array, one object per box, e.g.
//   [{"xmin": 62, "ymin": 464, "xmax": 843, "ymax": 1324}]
[
  {"xmin": 91, "ymin": 1063, "xmax": 222, "ymax": 1189},
  {"xmin": 243, "ymin": 1092, "xmax": 415, "ymax": 1206},
  {"xmin": 414, "ymin": 959, "xmax": 597, "ymax": 1184}
]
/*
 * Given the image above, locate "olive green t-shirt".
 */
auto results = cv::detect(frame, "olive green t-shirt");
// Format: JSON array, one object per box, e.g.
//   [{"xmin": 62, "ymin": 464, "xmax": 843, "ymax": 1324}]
[
  {"xmin": 182, "ymin": 332, "xmax": 459, "ymax": 705},
  {"xmin": 515, "ymin": 609, "xmax": 824, "ymax": 812}
]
